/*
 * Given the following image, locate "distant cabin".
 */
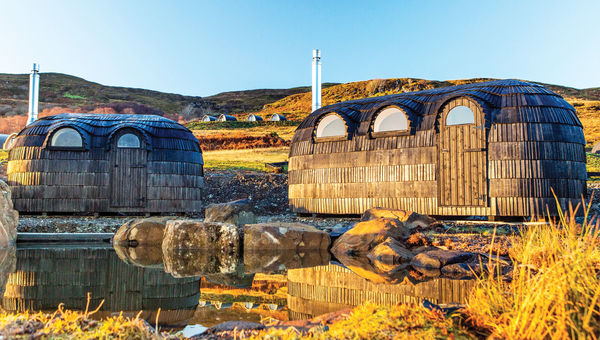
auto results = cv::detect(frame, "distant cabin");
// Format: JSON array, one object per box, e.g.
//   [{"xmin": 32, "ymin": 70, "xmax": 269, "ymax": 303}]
[
  {"xmin": 202, "ymin": 115, "xmax": 217, "ymax": 122},
  {"xmin": 247, "ymin": 114, "xmax": 263, "ymax": 121},
  {"xmin": 6, "ymin": 113, "xmax": 203, "ymax": 214},
  {"xmin": 269, "ymin": 114, "xmax": 287, "ymax": 121},
  {"xmin": 288, "ymin": 80, "xmax": 586, "ymax": 218},
  {"xmin": 218, "ymin": 114, "xmax": 237, "ymax": 122}
]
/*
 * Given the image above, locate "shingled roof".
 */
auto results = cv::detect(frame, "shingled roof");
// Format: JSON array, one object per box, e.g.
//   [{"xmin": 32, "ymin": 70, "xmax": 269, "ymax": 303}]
[{"xmin": 294, "ymin": 79, "xmax": 580, "ymax": 142}]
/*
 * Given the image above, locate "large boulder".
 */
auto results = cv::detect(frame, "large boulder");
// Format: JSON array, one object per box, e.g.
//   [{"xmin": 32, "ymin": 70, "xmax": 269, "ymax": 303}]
[
  {"xmin": 361, "ymin": 207, "xmax": 436, "ymax": 229},
  {"xmin": 0, "ymin": 180, "xmax": 17, "ymax": 247},
  {"xmin": 366, "ymin": 237, "xmax": 413, "ymax": 268},
  {"xmin": 204, "ymin": 199, "xmax": 257, "ymax": 226},
  {"xmin": 331, "ymin": 218, "xmax": 409, "ymax": 256},
  {"xmin": 162, "ymin": 220, "xmax": 239, "ymax": 252},
  {"xmin": 243, "ymin": 223, "xmax": 330, "ymax": 251},
  {"xmin": 113, "ymin": 217, "xmax": 176, "ymax": 246}
]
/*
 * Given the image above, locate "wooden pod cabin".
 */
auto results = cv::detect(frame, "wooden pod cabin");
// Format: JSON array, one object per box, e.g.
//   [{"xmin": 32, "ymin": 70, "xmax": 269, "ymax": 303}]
[
  {"xmin": 289, "ymin": 80, "xmax": 586, "ymax": 217},
  {"xmin": 218, "ymin": 114, "xmax": 237, "ymax": 122},
  {"xmin": 269, "ymin": 113, "xmax": 287, "ymax": 121},
  {"xmin": 202, "ymin": 115, "xmax": 217, "ymax": 122},
  {"xmin": 247, "ymin": 114, "xmax": 264, "ymax": 121},
  {"xmin": 7, "ymin": 113, "xmax": 203, "ymax": 214}
]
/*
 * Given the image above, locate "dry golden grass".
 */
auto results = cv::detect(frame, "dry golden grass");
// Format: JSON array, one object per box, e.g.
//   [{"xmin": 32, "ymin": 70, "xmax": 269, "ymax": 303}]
[
  {"xmin": 203, "ymin": 147, "xmax": 289, "ymax": 172},
  {"xmin": 464, "ymin": 201, "xmax": 600, "ymax": 339}
]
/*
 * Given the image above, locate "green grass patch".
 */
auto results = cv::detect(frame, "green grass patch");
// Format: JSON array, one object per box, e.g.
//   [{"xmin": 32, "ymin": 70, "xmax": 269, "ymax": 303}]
[
  {"xmin": 203, "ymin": 147, "xmax": 288, "ymax": 172},
  {"xmin": 63, "ymin": 92, "xmax": 86, "ymax": 100},
  {"xmin": 587, "ymin": 153, "xmax": 600, "ymax": 172},
  {"xmin": 187, "ymin": 120, "xmax": 299, "ymax": 130},
  {"xmin": 0, "ymin": 150, "xmax": 7, "ymax": 162}
]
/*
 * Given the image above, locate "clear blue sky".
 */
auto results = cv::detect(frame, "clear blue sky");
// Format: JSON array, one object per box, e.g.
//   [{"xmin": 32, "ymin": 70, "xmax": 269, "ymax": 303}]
[{"xmin": 1, "ymin": 0, "xmax": 598, "ymax": 96}]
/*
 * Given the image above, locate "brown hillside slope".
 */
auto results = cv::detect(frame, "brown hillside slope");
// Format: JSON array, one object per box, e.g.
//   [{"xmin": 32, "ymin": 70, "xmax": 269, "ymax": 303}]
[{"xmin": 256, "ymin": 77, "xmax": 600, "ymax": 145}]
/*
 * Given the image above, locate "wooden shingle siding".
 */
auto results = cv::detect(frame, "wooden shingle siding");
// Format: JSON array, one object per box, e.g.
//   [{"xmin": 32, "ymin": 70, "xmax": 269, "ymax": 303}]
[
  {"xmin": 7, "ymin": 113, "xmax": 204, "ymax": 214},
  {"xmin": 289, "ymin": 80, "xmax": 586, "ymax": 217}
]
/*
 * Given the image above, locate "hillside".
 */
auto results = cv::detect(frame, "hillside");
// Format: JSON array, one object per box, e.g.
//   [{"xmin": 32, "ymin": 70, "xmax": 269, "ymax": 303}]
[{"xmin": 0, "ymin": 72, "xmax": 329, "ymax": 129}]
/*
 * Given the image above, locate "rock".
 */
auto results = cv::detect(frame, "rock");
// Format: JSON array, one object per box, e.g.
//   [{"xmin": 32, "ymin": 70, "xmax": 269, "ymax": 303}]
[
  {"xmin": 114, "ymin": 245, "xmax": 163, "ymax": 268},
  {"xmin": 243, "ymin": 249, "xmax": 330, "ymax": 274},
  {"xmin": 331, "ymin": 218, "xmax": 409, "ymax": 256},
  {"xmin": 163, "ymin": 247, "xmax": 238, "ymax": 278},
  {"xmin": 411, "ymin": 250, "xmax": 475, "ymax": 269},
  {"xmin": 0, "ymin": 247, "xmax": 16, "ymax": 298},
  {"xmin": 367, "ymin": 238, "xmax": 413, "ymax": 269},
  {"xmin": 330, "ymin": 224, "xmax": 354, "ymax": 237},
  {"xmin": 441, "ymin": 262, "xmax": 484, "ymax": 278},
  {"xmin": 204, "ymin": 199, "xmax": 257, "ymax": 226},
  {"xmin": 0, "ymin": 180, "xmax": 17, "ymax": 247},
  {"xmin": 162, "ymin": 220, "xmax": 239, "ymax": 252},
  {"xmin": 361, "ymin": 207, "xmax": 436, "ymax": 229},
  {"xmin": 334, "ymin": 252, "xmax": 410, "ymax": 285},
  {"xmin": 113, "ymin": 217, "xmax": 175, "ymax": 246},
  {"xmin": 243, "ymin": 222, "xmax": 330, "ymax": 251},
  {"xmin": 412, "ymin": 265, "xmax": 441, "ymax": 278}
]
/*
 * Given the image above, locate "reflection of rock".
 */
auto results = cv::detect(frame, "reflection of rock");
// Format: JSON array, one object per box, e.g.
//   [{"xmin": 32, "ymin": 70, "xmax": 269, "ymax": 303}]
[
  {"xmin": 334, "ymin": 252, "xmax": 409, "ymax": 284},
  {"xmin": 162, "ymin": 220, "xmax": 239, "ymax": 252},
  {"xmin": 113, "ymin": 217, "xmax": 176, "ymax": 246},
  {"xmin": 360, "ymin": 207, "xmax": 436, "ymax": 229},
  {"xmin": 367, "ymin": 238, "xmax": 413, "ymax": 270},
  {"xmin": 114, "ymin": 245, "xmax": 163, "ymax": 268},
  {"xmin": 244, "ymin": 223, "xmax": 330, "ymax": 251},
  {"xmin": 205, "ymin": 199, "xmax": 257, "ymax": 226},
  {"xmin": 0, "ymin": 180, "xmax": 17, "ymax": 247},
  {"xmin": 244, "ymin": 250, "xmax": 330, "ymax": 274},
  {"xmin": 411, "ymin": 250, "xmax": 475, "ymax": 269},
  {"xmin": 331, "ymin": 218, "xmax": 409, "ymax": 255},
  {"xmin": 204, "ymin": 263, "xmax": 256, "ymax": 289},
  {"xmin": 163, "ymin": 248, "xmax": 238, "ymax": 278}
]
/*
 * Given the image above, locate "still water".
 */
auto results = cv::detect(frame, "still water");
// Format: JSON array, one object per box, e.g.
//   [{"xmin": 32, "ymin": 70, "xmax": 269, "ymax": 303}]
[{"xmin": 0, "ymin": 244, "xmax": 475, "ymax": 329}]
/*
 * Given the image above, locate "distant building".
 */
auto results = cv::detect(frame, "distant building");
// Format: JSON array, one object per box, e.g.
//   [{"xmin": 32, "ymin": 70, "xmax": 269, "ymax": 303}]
[
  {"xmin": 218, "ymin": 114, "xmax": 238, "ymax": 122},
  {"xmin": 247, "ymin": 114, "xmax": 263, "ymax": 121},
  {"xmin": 269, "ymin": 114, "xmax": 287, "ymax": 121},
  {"xmin": 201, "ymin": 115, "xmax": 217, "ymax": 122}
]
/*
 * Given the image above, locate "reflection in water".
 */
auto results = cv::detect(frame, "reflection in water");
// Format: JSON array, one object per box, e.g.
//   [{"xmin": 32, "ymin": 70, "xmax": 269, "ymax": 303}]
[
  {"xmin": 0, "ymin": 244, "xmax": 477, "ymax": 328},
  {"xmin": 1, "ymin": 245, "xmax": 200, "ymax": 327},
  {"xmin": 286, "ymin": 264, "xmax": 475, "ymax": 320}
]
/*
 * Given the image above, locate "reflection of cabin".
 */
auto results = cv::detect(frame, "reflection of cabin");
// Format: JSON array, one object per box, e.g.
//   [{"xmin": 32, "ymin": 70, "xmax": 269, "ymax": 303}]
[
  {"xmin": 269, "ymin": 114, "xmax": 287, "ymax": 121},
  {"xmin": 288, "ymin": 80, "xmax": 586, "ymax": 217},
  {"xmin": 247, "ymin": 114, "xmax": 263, "ymax": 122},
  {"xmin": 202, "ymin": 115, "xmax": 217, "ymax": 122},
  {"xmin": 2, "ymin": 247, "xmax": 200, "ymax": 325},
  {"xmin": 218, "ymin": 114, "xmax": 237, "ymax": 122},
  {"xmin": 286, "ymin": 264, "xmax": 475, "ymax": 320},
  {"xmin": 6, "ymin": 114, "xmax": 203, "ymax": 213}
]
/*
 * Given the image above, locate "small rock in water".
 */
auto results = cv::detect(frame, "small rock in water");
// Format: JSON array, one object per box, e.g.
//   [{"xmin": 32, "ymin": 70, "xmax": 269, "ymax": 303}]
[{"xmin": 179, "ymin": 324, "xmax": 208, "ymax": 338}]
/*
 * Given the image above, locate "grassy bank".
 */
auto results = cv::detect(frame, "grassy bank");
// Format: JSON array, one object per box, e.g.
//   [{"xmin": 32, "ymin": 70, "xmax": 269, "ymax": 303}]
[{"xmin": 203, "ymin": 147, "xmax": 288, "ymax": 172}]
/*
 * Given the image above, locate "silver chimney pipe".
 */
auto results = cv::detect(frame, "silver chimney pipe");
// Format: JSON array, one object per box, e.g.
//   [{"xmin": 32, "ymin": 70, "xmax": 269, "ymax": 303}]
[
  {"xmin": 26, "ymin": 63, "xmax": 40, "ymax": 126},
  {"xmin": 311, "ymin": 49, "xmax": 321, "ymax": 112}
]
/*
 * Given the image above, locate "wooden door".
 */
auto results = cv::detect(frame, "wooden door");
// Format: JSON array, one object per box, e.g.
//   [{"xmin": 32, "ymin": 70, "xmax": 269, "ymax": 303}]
[
  {"xmin": 438, "ymin": 98, "xmax": 487, "ymax": 207},
  {"xmin": 110, "ymin": 131, "xmax": 147, "ymax": 208}
]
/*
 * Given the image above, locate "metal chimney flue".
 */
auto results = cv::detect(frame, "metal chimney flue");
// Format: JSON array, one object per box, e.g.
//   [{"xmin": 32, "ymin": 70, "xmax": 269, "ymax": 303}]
[
  {"xmin": 27, "ymin": 63, "xmax": 40, "ymax": 126},
  {"xmin": 311, "ymin": 49, "xmax": 321, "ymax": 112}
]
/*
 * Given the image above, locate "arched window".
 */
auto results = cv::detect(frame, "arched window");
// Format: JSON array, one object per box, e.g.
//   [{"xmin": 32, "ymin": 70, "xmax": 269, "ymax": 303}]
[
  {"xmin": 446, "ymin": 106, "xmax": 475, "ymax": 125},
  {"xmin": 316, "ymin": 114, "xmax": 346, "ymax": 138},
  {"xmin": 117, "ymin": 133, "xmax": 141, "ymax": 148},
  {"xmin": 50, "ymin": 127, "xmax": 83, "ymax": 147},
  {"xmin": 373, "ymin": 107, "xmax": 409, "ymax": 133}
]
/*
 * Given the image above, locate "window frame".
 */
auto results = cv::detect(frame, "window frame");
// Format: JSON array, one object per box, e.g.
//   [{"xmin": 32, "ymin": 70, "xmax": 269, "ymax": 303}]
[
  {"xmin": 444, "ymin": 105, "xmax": 476, "ymax": 126},
  {"xmin": 313, "ymin": 113, "xmax": 348, "ymax": 143},
  {"xmin": 116, "ymin": 132, "xmax": 142, "ymax": 149},
  {"xmin": 370, "ymin": 105, "xmax": 411, "ymax": 138},
  {"xmin": 46, "ymin": 126, "xmax": 86, "ymax": 151}
]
